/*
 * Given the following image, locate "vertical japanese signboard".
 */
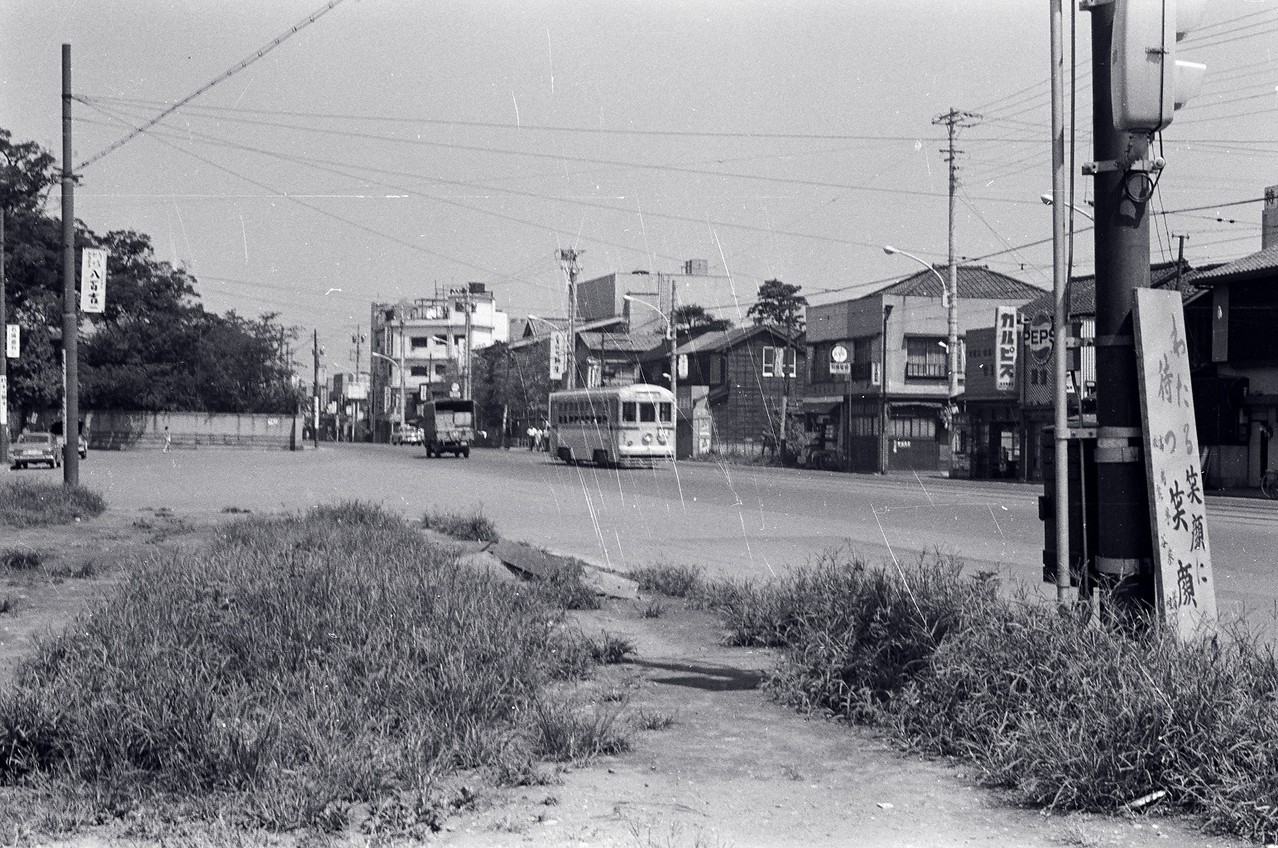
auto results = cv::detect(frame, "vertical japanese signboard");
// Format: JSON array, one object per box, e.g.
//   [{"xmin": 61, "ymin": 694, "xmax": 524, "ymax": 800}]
[
  {"xmin": 1134, "ymin": 288, "xmax": 1216, "ymax": 640},
  {"xmin": 5, "ymin": 324, "xmax": 18, "ymax": 359},
  {"xmin": 995, "ymin": 306, "xmax": 1018, "ymax": 392},
  {"xmin": 79, "ymin": 248, "xmax": 108, "ymax": 314},
  {"xmin": 548, "ymin": 330, "xmax": 567, "ymax": 380}
]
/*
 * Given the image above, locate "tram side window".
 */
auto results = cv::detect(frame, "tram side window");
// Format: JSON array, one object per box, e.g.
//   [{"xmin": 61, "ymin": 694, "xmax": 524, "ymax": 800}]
[
  {"xmin": 659, "ymin": 403, "xmax": 672, "ymax": 423},
  {"xmin": 622, "ymin": 402, "xmax": 637, "ymax": 423},
  {"xmin": 639, "ymin": 403, "xmax": 656, "ymax": 423}
]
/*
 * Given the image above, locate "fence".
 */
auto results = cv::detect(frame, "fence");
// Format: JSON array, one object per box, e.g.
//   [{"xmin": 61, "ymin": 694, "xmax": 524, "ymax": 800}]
[{"xmin": 84, "ymin": 411, "xmax": 300, "ymax": 451}]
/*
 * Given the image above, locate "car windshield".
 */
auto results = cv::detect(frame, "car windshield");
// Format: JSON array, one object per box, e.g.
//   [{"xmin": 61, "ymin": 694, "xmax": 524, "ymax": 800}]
[{"xmin": 17, "ymin": 433, "xmax": 51, "ymax": 444}]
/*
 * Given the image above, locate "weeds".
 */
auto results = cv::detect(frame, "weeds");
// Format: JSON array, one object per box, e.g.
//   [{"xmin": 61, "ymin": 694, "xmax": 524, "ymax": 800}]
[
  {"xmin": 706, "ymin": 548, "xmax": 1278, "ymax": 843},
  {"xmin": 1, "ymin": 549, "xmax": 43, "ymax": 571},
  {"xmin": 590, "ymin": 632, "xmax": 637, "ymax": 665},
  {"xmin": 0, "ymin": 502, "xmax": 621, "ymax": 834},
  {"xmin": 421, "ymin": 506, "xmax": 499, "ymax": 542},
  {"xmin": 0, "ymin": 480, "xmax": 105, "ymax": 527},
  {"xmin": 629, "ymin": 563, "xmax": 704, "ymax": 599}
]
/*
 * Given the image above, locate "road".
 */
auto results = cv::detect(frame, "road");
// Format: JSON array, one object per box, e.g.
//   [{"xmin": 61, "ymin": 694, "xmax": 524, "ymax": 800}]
[{"xmin": 25, "ymin": 443, "xmax": 1277, "ymax": 626}]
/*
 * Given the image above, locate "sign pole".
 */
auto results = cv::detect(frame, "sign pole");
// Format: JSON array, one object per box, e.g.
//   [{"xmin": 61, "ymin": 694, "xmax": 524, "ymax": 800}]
[{"xmin": 1, "ymin": 214, "xmax": 8, "ymax": 466}]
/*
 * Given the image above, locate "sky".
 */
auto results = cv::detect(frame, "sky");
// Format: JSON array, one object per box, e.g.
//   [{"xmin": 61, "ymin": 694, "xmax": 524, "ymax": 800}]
[{"xmin": 3, "ymin": 0, "xmax": 1275, "ymax": 374}]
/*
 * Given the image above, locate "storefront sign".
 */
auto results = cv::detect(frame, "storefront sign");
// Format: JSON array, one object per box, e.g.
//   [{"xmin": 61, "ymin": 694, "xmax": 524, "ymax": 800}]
[{"xmin": 995, "ymin": 306, "xmax": 1017, "ymax": 392}]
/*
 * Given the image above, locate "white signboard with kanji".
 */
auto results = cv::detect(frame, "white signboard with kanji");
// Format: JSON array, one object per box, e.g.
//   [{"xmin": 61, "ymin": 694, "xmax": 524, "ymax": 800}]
[
  {"xmin": 1134, "ymin": 288, "xmax": 1216, "ymax": 640},
  {"xmin": 79, "ymin": 248, "xmax": 108, "ymax": 314},
  {"xmin": 5, "ymin": 324, "xmax": 18, "ymax": 359},
  {"xmin": 548, "ymin": 330, "xmax": 567, "ymax": 380}
]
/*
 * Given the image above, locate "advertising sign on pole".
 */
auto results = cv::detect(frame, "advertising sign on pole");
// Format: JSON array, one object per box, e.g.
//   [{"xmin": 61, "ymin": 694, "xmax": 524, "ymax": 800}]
[
  {"xmin": 5, "ymin": 324, "xmax": 18, "ymax": 359},
  {"xmin": 0, "ymin": 374, "xmax": 7, "ymax": 426},
  {"xmin": 1134, "ymin": 288, "xmax": 1217, "ymax": 641},
  {"xmin": 79, "ymin": 248, "xmax": 108, "ymax": 314},
  {"xmin": 548, "ymin": 330, "xmax": 567, "ymax": 380},
  {"xmin": 995, "ymin": 306, "xmax": 1018, "ymax": 391}
]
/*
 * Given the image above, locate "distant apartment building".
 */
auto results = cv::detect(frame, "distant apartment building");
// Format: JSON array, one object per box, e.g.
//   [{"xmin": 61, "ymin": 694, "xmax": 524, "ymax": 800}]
[{"xmin": 369, "ymin": 283, "xmax": 508, "ymax": 441}]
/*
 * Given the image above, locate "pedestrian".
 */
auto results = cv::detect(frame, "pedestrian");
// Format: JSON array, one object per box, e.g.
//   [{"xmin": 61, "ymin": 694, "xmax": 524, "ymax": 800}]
[
  {"xmin": 163, "ymin": 426, "xmax": 171, "ymax": 453},
  {"xmin": 527, "ymin": 426, "xmax": 537, "ymax": 450}
]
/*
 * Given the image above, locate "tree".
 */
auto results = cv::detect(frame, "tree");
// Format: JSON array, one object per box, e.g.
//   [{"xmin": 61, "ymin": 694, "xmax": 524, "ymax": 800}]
[
  {"xmin": 746, "ymin": 279, "xmax": 807, "ymax": 334},
  {"xmin": 672, "ymin": 303, "xmax": 731, "ymax": 338}
]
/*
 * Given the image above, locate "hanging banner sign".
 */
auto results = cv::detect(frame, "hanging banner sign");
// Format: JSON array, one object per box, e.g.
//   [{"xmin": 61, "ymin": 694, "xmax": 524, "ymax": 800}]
[
  {"xmin": 1134, "ymin": 288, "xmax": 1217, "ymax": 641},
  {"xmin": 548, "ymin": 330, "xmax": 567, "ymax": 380},
  {"xmin": 0, "ymin": 374, "xmax": 7, "ymax": 426},
  {"xmin": 995, "ymin": 306, "xmax": 1018, "ymax": 392},
  {"xmin": 79, "ymin": 248, "xmax": 108, "ymax": 314},
  {"xmin": 5, "ymin": 324, "xmax": 18, "ymax": 359}
]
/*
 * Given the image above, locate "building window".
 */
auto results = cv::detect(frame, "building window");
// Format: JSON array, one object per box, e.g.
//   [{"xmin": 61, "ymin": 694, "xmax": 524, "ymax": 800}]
[
  {"xmin": 410, "ymin": 366, "xmax": 429, "ymax": 377},
  {"xmin": 410, "ymin": 336, "xmax": 430, "ymax": 350},
  {"xmin": 905, "ymin": 337, "xmax": 948, "ymax": 379},
  {"xmin": 762, "ymin": 346, "xmax": 797, "ymax": 378}
]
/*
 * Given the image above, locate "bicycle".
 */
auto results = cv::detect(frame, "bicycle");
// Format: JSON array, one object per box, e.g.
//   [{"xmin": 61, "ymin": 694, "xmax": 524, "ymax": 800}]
[{"xmin": 1262, "ymin": 468, "xmax": 1278, "ymax": 500}]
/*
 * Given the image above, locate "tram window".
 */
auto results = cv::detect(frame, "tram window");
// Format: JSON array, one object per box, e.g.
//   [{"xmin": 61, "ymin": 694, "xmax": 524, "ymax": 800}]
[
  {"xmin": 622, "ymin": 402, "xmax": 637, "ymax": 422},
  {"xmin": 639, "ymin": 403, "xmax": 656, "ymax": 422},
  {"xmin": 659, "ymin": 403, "xmax": 672, "ymax": 423}
]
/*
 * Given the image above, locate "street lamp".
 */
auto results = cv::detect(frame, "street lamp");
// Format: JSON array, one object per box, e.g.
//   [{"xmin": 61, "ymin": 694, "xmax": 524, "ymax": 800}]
[
  {"xmin": 885, "ymin": 243, "xmax": 960, "ymax": 469},
  {"xmin": 1040, "ymin": 193, "xmax": 1095, "ymax": 221},
  {"xmin": 369, "ymin": 350, "xmax": 405, "ymax": 441},
  {"xmin": 624, "ymin": 295, "xmax": 678, "ymax": 421}
]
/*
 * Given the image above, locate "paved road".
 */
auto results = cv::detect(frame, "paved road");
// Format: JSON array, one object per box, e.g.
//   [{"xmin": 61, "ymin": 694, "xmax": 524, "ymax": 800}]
[{"xmin": 12, "ymin": 443, "xmax": 1275, "ymax": 625}]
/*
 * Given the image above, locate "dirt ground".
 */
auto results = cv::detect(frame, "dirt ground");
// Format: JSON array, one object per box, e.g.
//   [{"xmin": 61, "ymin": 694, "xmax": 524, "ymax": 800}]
[{"xmin": 0, "ymin": 505, "xmax": 1253, "ymax": 848}]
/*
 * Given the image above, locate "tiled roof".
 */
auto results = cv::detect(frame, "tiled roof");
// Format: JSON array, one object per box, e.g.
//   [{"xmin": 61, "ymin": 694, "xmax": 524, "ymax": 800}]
[
  {"xmin": 674, "ymin": 324, "xmax": 800, "ymax": 355},
  {"xmin": 881, "ymin": 265, "xmax": 1045, "ymax": 301},
  {"xmin": 1193, "ymin": 244, "xmax": 1278, "ymax": 283},
  {"xmin": 1019, "ymin": 261, "xmax": 1224, "ymax": 317},
  {"xmin": 579, "ymin": 331, "xmax": 663, "ymax": 355}
]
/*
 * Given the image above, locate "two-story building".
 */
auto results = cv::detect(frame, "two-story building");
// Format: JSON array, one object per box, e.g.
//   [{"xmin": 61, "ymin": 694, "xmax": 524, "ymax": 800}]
[
  {"xmin": 804, "ymin": 265, "xmax": 1043, "ymax": 474},
  {"xmin": 369, "ymin": 283, "xmax": 508, "ymax": 440},
  {"xmin": 666, "ymin": 325, "xmax": 806, "ymax": 459}
]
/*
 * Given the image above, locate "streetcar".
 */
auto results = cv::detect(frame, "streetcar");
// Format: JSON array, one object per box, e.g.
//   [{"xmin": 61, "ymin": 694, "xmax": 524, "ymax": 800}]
[{"xmin": 547, "ymin": 383, "xmax": 676, "ymax": 467}]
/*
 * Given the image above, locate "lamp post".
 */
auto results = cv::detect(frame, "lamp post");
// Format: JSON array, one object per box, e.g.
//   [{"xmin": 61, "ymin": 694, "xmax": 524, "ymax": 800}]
[
  {"xmin": 884, "ymin": 244, "xmax": 959, "ymax": 467},
  {"xmin": 880, "ymin": 304, "xmax": 893, "ymax": 474},
  {"xmin": 624, "ymin": 294, "xmax": 677, "ymax": 421},
  {"xmin": 369, "ymin": 351, "xmax": 404, "ymax": 441}
]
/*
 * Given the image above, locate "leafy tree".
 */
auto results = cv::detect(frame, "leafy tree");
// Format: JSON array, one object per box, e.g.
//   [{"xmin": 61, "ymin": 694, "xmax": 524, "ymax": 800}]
[
  {"xmin": 672, "ymin": 303, "xmax": 731, "ymax": 338},
  {"xmin": 747, "ymin": 279, "xmax": 807, "ymax": 334},
  {"xmin": 3, "ymin": 128, "xmax": 301, "ymax": 419}
]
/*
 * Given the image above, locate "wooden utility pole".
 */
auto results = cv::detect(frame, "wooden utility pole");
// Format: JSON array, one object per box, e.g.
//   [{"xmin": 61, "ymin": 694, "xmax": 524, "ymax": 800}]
[
  {"xmin": 1, "ymin": 213, "xmax": 8, "ymax": 466},
  {"xmin": 312, "ymin": 329, "xmax": 321, "ymax": 449},
  {"xmin": 558, "ymin": 248, "xmax": 581, "ymax": 390},
  {"xmin": 932, "ymin": 107, "xmax": 981, "ymax": 429},
  {"xmin": 61, "ymin": 44, "xmax": 80, "ymax": 485},
  {"xmin": 1049, "ymin": 0, "xmax": 1072, "ymax": 606}
]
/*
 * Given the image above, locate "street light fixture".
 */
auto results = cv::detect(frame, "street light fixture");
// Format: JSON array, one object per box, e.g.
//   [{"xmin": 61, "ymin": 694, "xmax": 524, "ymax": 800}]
[
  {"xmin": 369, "ymin": 350, "xmax": 405, "ymax": 441},
  {"xmin": 1040, "ymin": 193, "xmax": 1096, "ymax": 221},
  {"xmin": 884, "ymin": 243, "xmax": 960, "ymax": 464},
  {"xmin": 624, "ymin": 295, "xmax": 678, "ymax": 423}
]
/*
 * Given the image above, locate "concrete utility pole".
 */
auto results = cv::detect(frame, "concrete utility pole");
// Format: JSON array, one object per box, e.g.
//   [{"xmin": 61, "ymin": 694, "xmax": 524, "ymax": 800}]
[
  {"xmin": 932, "ymin": 107, "xmax": 981, "ymax": 445},
  {"xmin": 1, "ymin": 214, "xmax": 8, "ymax": 466},
  {"xmin": 463, "ymin": 285, "xmax": 474, "ymax": 399},
  {"xmin": 1087, "ymin": 1, "xmax": 1155, "ymax": 618},
  {"xmin": 558, "ymin": 248, "xmax": 582, "ymax": 390},
  {"xmin": 880, "ymin": 303, "xmax": 893, "ymax": 474},
  {"xmin": 61, "ymin": 44, "xmax": 79, "ymax": 485}
]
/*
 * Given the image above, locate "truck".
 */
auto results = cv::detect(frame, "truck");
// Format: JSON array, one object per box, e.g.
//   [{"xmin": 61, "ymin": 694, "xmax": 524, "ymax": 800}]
[{"xmin": 421, "ymin": 398, "xmax": 476, "ymax": 458}]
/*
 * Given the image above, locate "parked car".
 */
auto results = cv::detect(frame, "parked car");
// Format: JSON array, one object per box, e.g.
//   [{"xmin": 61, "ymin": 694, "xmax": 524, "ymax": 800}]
[
  {"xmin": 10, "ymin": 432, "xmax": 62, "ymax": 469},
  {"xmin": 390, "ymin": 423, "xmax": 424, "ymax": 446}
]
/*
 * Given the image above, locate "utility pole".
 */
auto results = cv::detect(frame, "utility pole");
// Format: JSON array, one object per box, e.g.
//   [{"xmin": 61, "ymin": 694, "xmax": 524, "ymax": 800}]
[
  {"xmin": 1049, "ymin": 0, "xmax": 1072, "ymax": 606},
  {"xmin": 1, "ymin": 213, "xmax": 8, "ymax": 466},
  {"xmin": 312, "ymin": 329, "xmax": 321, "ymax": 449},
  {"xmin": 558, "ymin": 248, "xmax": 582, "ymax": 390},
  {"xmin": 463, "ymin": 285, "xmax": 474, "ymax": 399},
  {"xmin": 1087, "ymin": 0, "xmax": 1155, "ymax": 619},
  {"xmin": 1173, "ymin": 234, "xmax": 1190, "ymax": 288},
  {"xmin": 932, "ymin": 106, "xmax": 981, "ymax": 463},
  {"xmin": 61, "ymin": 44, "xmax": 79, "ymax": 485}
]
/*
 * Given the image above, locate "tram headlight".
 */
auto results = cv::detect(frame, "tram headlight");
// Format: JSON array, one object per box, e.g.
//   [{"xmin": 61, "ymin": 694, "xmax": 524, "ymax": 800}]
[
  {"xmin": 642, "ymin": 433, "xmax": 653, "ymax": 445},
  {"xmin": 656, "ymin": 433, "xmax": 667, "ymax": 445}
]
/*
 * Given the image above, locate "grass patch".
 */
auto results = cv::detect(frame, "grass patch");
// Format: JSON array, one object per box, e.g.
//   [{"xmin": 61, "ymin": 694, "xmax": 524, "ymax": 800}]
[
  {"xmin": 703, "ymin": 548, "xmax": 1278, "ymax": 843},
  {"xmin": 0, "ymin": 502, "xmax": 620, "ymax": 835},
  {"xmin": 421, "ymin": 506, "xmax": 499, "ymax": 542},
  {"xmin": 629, "ymin": 563, "xmax": 704, "ymax": 599},
  {"xmin": 1, "ymin": 549, "xmax": 44, "ymax": 571},
  {"xmin": 0, "ymin": 479, "xmax": 105, "ymax": 527}
]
